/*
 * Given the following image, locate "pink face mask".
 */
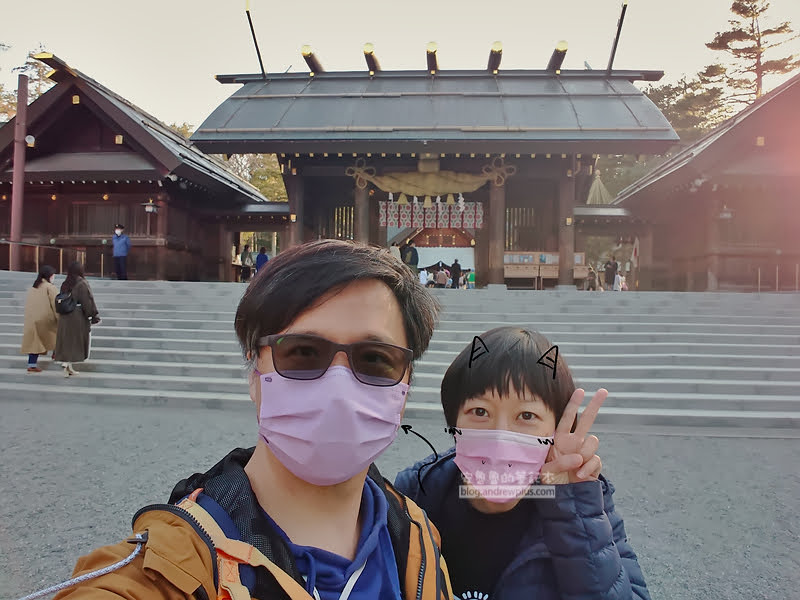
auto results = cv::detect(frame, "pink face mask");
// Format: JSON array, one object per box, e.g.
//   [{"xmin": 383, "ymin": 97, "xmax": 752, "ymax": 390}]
[
  {"xmin": 257, "ymin": 366, "xmax": 408, "ymax": 486},
  {"xmin": 453, "ymin": 428, "xmax": 554, "ymax": 504}
]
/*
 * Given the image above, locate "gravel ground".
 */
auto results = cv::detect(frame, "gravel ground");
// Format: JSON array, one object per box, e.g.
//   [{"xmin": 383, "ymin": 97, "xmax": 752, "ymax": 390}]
[{"xmin": 1, "ymin": 398, "xmax": 797, "ymax": 600}]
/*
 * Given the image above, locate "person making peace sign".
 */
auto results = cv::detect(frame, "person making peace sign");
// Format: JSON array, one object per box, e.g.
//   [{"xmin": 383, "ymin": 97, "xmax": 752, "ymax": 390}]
[{"xmin": 395, "ymin": 326, "xmax": 650, "ymax": 600}]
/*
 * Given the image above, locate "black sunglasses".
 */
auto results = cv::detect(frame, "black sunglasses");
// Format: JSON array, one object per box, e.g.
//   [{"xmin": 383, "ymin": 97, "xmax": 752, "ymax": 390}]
[{"xmin": 257, "ymin": 333, "xmax": 413, "ymax": 387}]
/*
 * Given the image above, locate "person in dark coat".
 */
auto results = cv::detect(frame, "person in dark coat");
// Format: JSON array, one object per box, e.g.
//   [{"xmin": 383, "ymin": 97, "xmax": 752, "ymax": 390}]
[
  {"xmin": 53, "ymin": 262, "xmax": 100, "ymax": 377},
  {"xmin": 604, "ymin": 255, "xmax": 618, "ymax": 290},
  {"xmin": 395, "ymin": 327, "xmax": 650, "ymax": 600},
  {"xmin": 402, "ymin": 240, "xmax": 419, "ymax": 272},
  {"xmin": 449, "ymin": 259, "xmax": 462, "ymax": 290}
]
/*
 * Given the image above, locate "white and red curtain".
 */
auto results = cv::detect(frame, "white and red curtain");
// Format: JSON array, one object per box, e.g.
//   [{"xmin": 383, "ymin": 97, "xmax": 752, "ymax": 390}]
[{"xmin": 379, "ymin": 201, "xmax": 484, "ymax": 229}]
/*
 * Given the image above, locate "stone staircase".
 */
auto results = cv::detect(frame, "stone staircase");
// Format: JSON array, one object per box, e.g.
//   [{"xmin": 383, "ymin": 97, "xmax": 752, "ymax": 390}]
[{"xmin": 1, "ymin": 270, "xmax": 798, "ymax": 428}]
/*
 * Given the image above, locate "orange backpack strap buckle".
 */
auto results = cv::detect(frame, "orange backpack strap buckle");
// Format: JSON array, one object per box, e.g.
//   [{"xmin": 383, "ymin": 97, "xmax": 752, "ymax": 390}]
[{"xmin": 176, "ymin": 495, "xmax": 314, "ymax": 600}]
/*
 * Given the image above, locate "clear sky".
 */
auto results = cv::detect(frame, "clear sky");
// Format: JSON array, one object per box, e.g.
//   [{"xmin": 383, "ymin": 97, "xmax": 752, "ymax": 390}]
[{"xmin": 2, "ymin": 0, "xmax": 799, "ymax": 128}]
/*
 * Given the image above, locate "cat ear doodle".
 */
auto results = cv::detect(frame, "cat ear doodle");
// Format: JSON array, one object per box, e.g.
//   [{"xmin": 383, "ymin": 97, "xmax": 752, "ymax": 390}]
[
  {"xmin": 536, "ymin": 345, "xmax": 559, "ymax": 380},
  {"xmin": 469, "ymin": 335, "xmax": 489, "ymax": 368}
]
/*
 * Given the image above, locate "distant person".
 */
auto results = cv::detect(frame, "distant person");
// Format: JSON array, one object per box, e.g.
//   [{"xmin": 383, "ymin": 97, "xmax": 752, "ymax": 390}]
[
  {"xmin": 240, "ymin": 244, "xmax": 254, "ymax": 282},
  {"xmin": 586, "ymin": 266, "xmax": 598, "ymax": 291},
  {"xmin": 467, "ymin": 270, "xmax": 476, "ymax": 289},
  {"xmin": 419, "ymin": 268, "xmax": 428, "ymax": 286},
  {"xmin": 402, "ymin": 240, "xmax": 419, "ymax": 272},
  {"xmin": 112, "ymin": 224, "xmax": 131, "ymax": 280},
  {"xmin": 53, "ymin": 262, "xmax": 100, "ymax": 377},
  {"xmin": 20, "ymin": 265, "xmax": 59, "ymax": 373},
  {"xmin": 613, "ymin": 271, "xmax": 622, "ymax": 291},
  {"xmin": 255, "ymin": 247, "xmax": 270, "ymax": 273},
  {"xmin": 389, "ymin": 241, "xmax": 402, "ymax": 262},
  {"xmin": 604, "ymin": 256, "xmax": 618, "ymax": 290},
  {"xmin": 450, "ymin": 259, "xmax": 462, "ymax": 289},
  {"xmin": 435, "ymin": 268, "xmax": 448, "ymax": 288},
  {"xmin": 620, "ymin": 274, "xmax": 629, "ymax": 291}
]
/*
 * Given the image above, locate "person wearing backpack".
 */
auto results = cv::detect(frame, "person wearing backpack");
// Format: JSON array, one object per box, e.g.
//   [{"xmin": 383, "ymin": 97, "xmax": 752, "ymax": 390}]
[
  {"xmin": 46, "ymin": 240, "xmax": 451, "ymax": 600},
  {"xmin": 20, "ymin": 265, "xmax": 59, "ymax": 372},
  {"xmin": 53, "ymin": 261, "xmax": 100, "ymax": 377}
]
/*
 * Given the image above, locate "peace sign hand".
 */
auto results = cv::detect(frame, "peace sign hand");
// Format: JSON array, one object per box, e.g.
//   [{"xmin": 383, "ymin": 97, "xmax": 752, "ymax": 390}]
[{"xmin": 540, "ymin": 388, "xmax": 607, "ymax": 485}]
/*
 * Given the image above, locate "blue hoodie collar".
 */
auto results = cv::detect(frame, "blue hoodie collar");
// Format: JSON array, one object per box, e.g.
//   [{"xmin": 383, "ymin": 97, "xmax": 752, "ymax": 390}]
[{"xmin": 261, "ymin": 477, "xmax": 388, "ymax": 596}]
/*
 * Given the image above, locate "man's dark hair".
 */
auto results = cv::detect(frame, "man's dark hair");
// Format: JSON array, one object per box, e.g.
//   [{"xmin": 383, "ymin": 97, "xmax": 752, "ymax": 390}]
[
  {"xmin": 440, "ymin": 327, "xmax": 575, "ymax": 427},
  {"xmin": 409, "ymin": 240, "xmax": 415, "ymax": 246},
  {"xmin": 259, "ymin": 247, "xmax": 267, "ymax": 254},
  {"xmin": 235, "ymin": 240, "xmax": 439, "ymax": 369}
]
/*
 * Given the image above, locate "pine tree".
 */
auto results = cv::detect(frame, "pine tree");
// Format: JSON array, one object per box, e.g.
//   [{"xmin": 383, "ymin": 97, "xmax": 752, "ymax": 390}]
[{"xmin": 706, "ymin": 1, "xmax": 800, "ymax": 102}]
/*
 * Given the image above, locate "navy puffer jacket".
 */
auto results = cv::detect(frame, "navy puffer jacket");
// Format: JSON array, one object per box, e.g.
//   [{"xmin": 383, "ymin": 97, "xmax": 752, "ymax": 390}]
[{"xmin": 394, "ymin": 449, "xmax": 651, "ymax": 600}]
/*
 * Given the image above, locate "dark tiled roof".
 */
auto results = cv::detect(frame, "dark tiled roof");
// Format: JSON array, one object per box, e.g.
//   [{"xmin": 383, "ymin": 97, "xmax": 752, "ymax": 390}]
[
  {"xmin": 0, "ymin": 54, "xmax": 267, "ymax": 203},
  {"xmin": 192, "ymin": 69, "xmax": 678, "ymax": 155},
  {"xmin": 615, "ymin": 70, "xmax": 800, "ymax": 205}
]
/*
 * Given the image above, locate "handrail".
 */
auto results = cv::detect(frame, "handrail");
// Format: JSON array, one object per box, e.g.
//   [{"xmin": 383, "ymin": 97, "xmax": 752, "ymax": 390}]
[
  {"xmin": 1, "ymin": 239, "xmax": 109, "ymax": 276},
  {"xmin": 0, "ymin": 238, "xmax": 62, "ymax": 249}
]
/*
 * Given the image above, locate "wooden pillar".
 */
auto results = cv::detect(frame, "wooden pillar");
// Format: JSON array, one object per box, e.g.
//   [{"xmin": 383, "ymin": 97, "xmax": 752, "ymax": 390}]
[
  {"xmin": 354, "ymin": 185, "xmax": 370, "ymax": 243},
  {"xmin": 706, "ymin": 195, "xmax": 720, "ymax": 291},
  {"xmin": 217, "ymin": 223, "xmax": 229, "ymax": 282},
  {"xmin": 557, "ymin": 159, "xmax": 576, "ymax": 287},
  {"xmin": 369, "ymin": 194, "xmax": 385, "ymax": 246},
  {"xmin": 271, "ymin": 231, "xmax": 277, "ymax": 257},
  {"xmin": 288, "ymin": 175, "xmax": 305, "ymax": 248},
  {"xmin": 9, "ymin": 75, "xmax": 28, "ymax": 271},
  {"xmin": 638, "ymin": 225, "xmax": 654, "ymax": 290},
  {"xmin": 155, "ymin": 200, "xmax": 168, "ymax": 280},
  {"xmin": 488, "ymin": 183, "xmax": 506, "ymax": 284}
]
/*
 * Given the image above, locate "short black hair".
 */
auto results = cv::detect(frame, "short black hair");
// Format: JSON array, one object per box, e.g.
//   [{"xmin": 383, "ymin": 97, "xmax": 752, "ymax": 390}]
[
  {"xmin": 235, "ymin": 240, "xmax": 439, "ymax": 369},
  {"xmin": 440, "ymin": 327, "xmax": 576, "ymax": 427}
]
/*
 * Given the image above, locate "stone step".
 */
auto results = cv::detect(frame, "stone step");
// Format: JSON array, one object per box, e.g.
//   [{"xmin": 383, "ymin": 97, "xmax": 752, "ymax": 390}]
[
  {"xmin": 412, "ymin": 358, "xmax": 800, "ymax": 380},
  {"xmin": 0, "ymin": 332, "xmax": 240, "ymax": 352},
  {"xmin": 4, "ymin": 331, "xmax": 799, "ymax": 358},
  {"xmin": 6, "ymin": 314, "xmax": 800, "ymax": 336},
  {"xmin": 1, "ymin": 367, "xmax": 248, "ymax": 394},
  {"xmin": 6, "ymin": 345, "xmax": 797, "ymax": 371},
  {"xmin": 410, "ymin": 373, "xmax": 800, "ymax": 398},
  {"xmin": 5, "ymin": 365, "xmax": 797, "ymax": 409},
  {"xmin": 425, "ymin": 339, "xmax": 799, "ymax": 355},
  {"xmin": 6, "ymin": 354, "xmax": 800, "ymax": 383},
  {"xmin": 3, "ymin": 381, "xmax": 798, "ymax": 428},
  {"xmin": 4, "ymin": 319, "xmax": 800, "ymax": 346},
  {"xmin": 407, "ymin": 385, "xmax": 800, "ymax": 412}
]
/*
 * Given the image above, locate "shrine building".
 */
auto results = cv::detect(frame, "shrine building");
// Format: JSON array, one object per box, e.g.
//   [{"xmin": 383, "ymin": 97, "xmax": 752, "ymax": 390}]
[{"xmin": 192, "ymin": 42, "xmax": 678, "ymax": 287}]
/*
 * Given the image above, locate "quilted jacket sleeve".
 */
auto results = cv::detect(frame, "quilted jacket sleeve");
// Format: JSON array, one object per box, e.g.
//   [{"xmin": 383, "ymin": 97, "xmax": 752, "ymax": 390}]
[
  {"xmin": 536, "ymin": 475, "xmax": 651, "ymax": 600},
  {"xmin": 393, "ymin": 463, "xmax": 422, "ymax": 502}
]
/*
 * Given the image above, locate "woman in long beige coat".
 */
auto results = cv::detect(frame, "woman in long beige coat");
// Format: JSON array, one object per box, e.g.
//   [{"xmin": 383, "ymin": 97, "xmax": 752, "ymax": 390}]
[
  {"xmin": 53, "ymin": 261, "xmax": 100, "ymax": 376},
  {"xmin": 20, "ymin": 265, "xmax": 59, "ymax": 372}
]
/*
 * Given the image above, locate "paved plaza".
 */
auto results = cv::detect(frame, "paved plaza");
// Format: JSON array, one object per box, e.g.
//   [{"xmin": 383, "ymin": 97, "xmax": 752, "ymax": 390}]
[{"xmin": 1, "ymin": 398, "xmax": 798, "ymax": 600}]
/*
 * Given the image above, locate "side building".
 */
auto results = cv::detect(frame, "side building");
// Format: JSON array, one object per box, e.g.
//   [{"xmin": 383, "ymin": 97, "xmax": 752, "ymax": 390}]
[
  {"xmin": 615, "ymin": 71, "xmax": 800, "ymax": 292},
  {"xmin": 0, "ymin": 54, "xmax": 289, "ymax": 281}
]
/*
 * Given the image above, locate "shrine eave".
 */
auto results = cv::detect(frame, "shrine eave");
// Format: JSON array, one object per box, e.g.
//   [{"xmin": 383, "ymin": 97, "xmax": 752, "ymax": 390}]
[{"xmin": 192, "ymin": 69, "xmax": 678, "ymax": 156}]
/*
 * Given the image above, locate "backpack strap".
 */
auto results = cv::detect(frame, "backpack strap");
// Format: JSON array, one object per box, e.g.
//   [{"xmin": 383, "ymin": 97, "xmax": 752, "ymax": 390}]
[{"xmin": 177, "ymin": 491, "xmax": 314, "ymax": 600}]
